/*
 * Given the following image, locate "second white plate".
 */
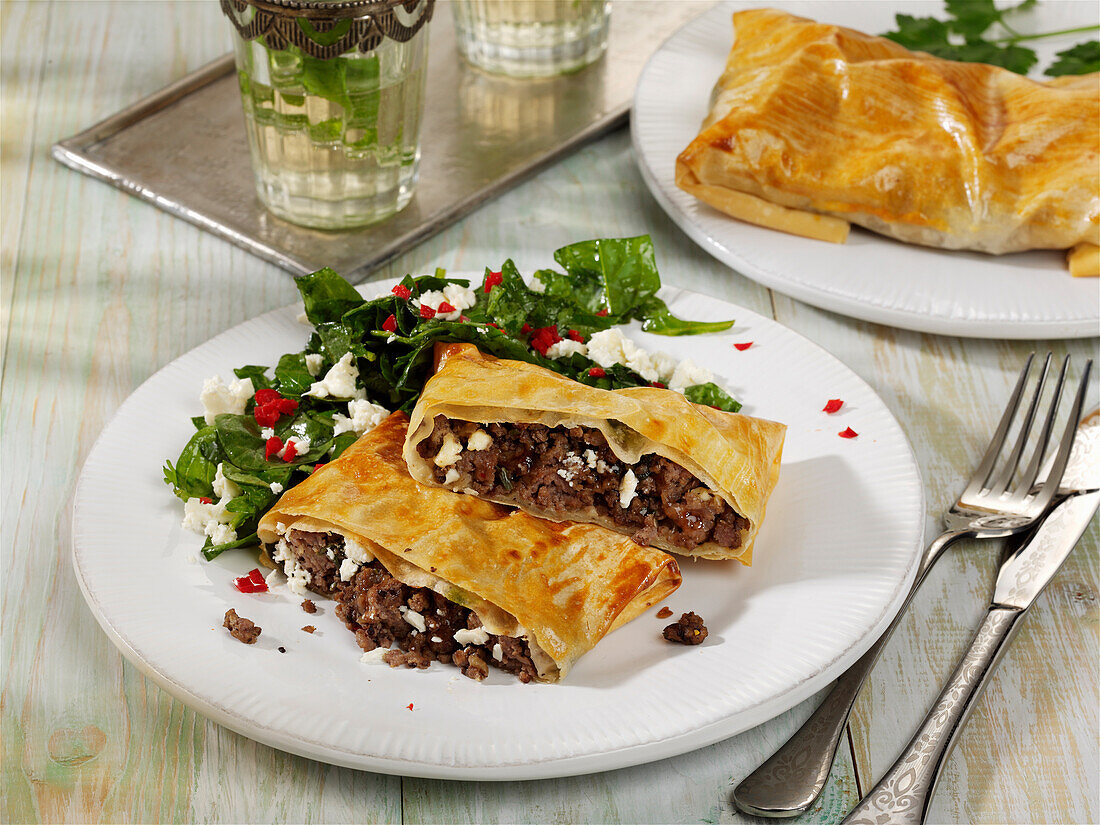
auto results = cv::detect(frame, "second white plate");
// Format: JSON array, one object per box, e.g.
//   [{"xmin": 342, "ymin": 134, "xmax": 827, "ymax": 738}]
[
  {"xmin": 72, "ymin": 279, "xmax": 924, "ymax": 779},
  {"xmin": 632, "ymin": 0, "xmax": 1100, "ymax": 339}
]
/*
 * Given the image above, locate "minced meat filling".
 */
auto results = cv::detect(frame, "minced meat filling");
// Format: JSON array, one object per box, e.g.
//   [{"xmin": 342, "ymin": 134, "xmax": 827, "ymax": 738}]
[
  {"xmin": 417, "ymin": 416, "xmax": 749, "ymax": 551},
  {"xmin": 336, "ymin": 559, "xmax": 539, "ymax": 683},
  {"xmin": 277, "ymin": 529, "xmax": 540, "ymax": 682},
  {"xmin": 281, "ymin": 530, "xmax": 346, "ymax": 598}
]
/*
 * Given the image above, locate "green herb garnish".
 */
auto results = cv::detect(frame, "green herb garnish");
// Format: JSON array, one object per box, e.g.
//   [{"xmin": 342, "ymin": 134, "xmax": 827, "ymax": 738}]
[{"xmin": 883, "ymin": 0, "xmax": 1099, "ymax": 76}]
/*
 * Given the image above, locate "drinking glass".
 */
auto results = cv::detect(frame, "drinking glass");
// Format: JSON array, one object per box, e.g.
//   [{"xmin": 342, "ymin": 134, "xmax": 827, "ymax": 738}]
[
  {"xmin": 451, "ymin": 0, "xmax": 610, "ymax": 78},
  {"xmin": 221, "ymin": 0, "xmax": 435, "ymax": 230}
]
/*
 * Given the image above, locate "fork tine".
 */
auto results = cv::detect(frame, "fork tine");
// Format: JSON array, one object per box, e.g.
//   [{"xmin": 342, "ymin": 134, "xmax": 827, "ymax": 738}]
[
  {"xmin": 961, "ymin": 353, "xmax": 1035, "ymax": 499},
  {"xmin": 1015, "ymin": 354, "xmax": 1071, "ymax": 498},
  {"xmin": 985, "ymin": 353, "xmax": 1051, "ymax": 496},
  {"xmin": 1027, "ymin": 359, "xmax": 1093, "ymax": 513}
]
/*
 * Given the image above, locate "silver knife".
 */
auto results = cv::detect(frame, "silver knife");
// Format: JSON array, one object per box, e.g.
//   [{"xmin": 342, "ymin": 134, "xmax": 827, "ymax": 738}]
[{"xmin": 842, "ymin": 412, "xmax": 1100, "ymax": 825}]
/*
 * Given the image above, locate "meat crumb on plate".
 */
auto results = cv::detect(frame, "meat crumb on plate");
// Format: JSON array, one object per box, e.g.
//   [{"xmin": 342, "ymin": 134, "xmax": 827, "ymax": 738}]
[
  {"xmin": 302, "ymin": 625, "xmax": 316, "ymax": 634},
  {"xmin": 223, "ymin": 609, "xmax": 261, "ymax": 644},
  {"xmin": 301, "ymin": 599, "xmax": 317, "ymax": 614},
  {"xmin": 656, "ymin": 606, "xmax": 673, "ymax": 619},
  {"xmin": 663, "ymin": 612, "xmax": 708, "ymax": 645}
]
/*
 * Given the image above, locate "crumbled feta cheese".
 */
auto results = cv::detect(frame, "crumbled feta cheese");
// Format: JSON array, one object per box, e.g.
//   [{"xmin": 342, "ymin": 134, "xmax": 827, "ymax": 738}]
[
  {"xmin": 212, "ymin": 463, "xmax": 240, "ymax": 501},
  {"xmin": 563, "ymin": 451, "xmax": 583, "ymax": 469},
  {"xmin": 273, "ymin": 539, "xmax": 311, "ymax": 595},
  {"xmin": 275, "ymin": 521, "xmax": 287, "ymax": 535},
  {"xmin": 360, "ymin": 648, "xmax": 388, "ymax": 664},
  {"xmin": 260, "ymin": 427, "xmax": 275, "ymax": 440},
  {"xmin": 270, "ymin": 482, "xmax": 284, "ymax": 494},
  {"xmin": 557, "ymin": 468, "xmax": 575, "ymax": 483},
  {"xmin": 343, "ymin": 537, "xmax": 374, "ymax": 564},
  {"xmin": 596, "ymin": 459, "xmax": 611, "ymax": 474},
  {"xmin": 306, "ymin": 352, "xmax": 366, "ymax": 400},
  {"xmin": 333, "ymin": 399, "xmax": 389, "ymax": 437},
  {"xmin": 206, "ymin": 521, "xmax": 237, "ymax": 546},
  {"xmin": 199, "ymin": 375, "xmax": 254, "ymax": 425},
  {"xmin": 619, "ymin": 469, "xmax": 639, "ymax": 508},
  {"xmin": 583, "ymin": 449, "xmax": 598, "ymax": 469},
  {"xmin": 403, "ymin": 609, "xmax": 426, "ymax": 633},
  {"xmin": 466, "ymin": 429, "xmax": 493, "ymax": 451},
  {"xmin": 454, "ymin": 627, "xmax": 491, "ymax": 646},
  {"xmin": 443, "ymin": 283, "xmax": 478, "ymax": 312},
  {"xmin": 434, "ymin": 433, "xmax": 463, "ymax": 467},
  {"xmin": 585, "ymin": 329, "xmax": 632, "ymax": 370},
  {"xmin": 277, "ymin": 435, "xmax": 310, "ymax": 459},
  {"xmin": 338, "ymin": 559, "xmax": 359, "ymax": 582},
  {"xmin": 649, "ymin": 351, "xmax": 678, "ymax": 384},
  {"xmin": 669, "ymin": 358, "xmax": 715, "ymax": 392},
  {"xmin": 420, "ymin": 284, "xmax": 477, "ymax": 321},
  {"xmin": 431, "ymin": 636, "xmax": 443, "ymax": 644},
  {"xmin": 265, "ymin": 568, "xmax": 281, "ymax": 587},
  {"xmin": 545, "ymin": 339, "xmax": 588, "ymax": 360},
  {"xmin": 443, "ymin": 468, "xmax": 460, "ymax": 485},
  {"xmin": 492, "ymin": 643, "xmax": 503, "ymax": 662},
  {"xmin": 304, "ymin": 353, "xmax": 324, "ymax": 377}
]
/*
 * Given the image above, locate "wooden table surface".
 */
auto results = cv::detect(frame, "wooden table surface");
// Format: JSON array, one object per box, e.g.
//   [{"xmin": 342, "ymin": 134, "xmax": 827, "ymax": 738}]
[{"xmin": 3, "ymin": 2, "xmax": 1097, "ymax": 823}]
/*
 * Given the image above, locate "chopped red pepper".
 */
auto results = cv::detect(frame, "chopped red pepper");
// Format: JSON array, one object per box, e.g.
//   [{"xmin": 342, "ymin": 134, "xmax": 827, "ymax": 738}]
[
  {"xmin": 838, "ymin": 427, "xmax": 858, "ymax": 439},
  {"xmin": 596, "ymin": 308, "xmax": 609, "ymax": 317},
  {"xmin": 274, "ymin": 397, "xmax": 298, "ymax": 415},
  {"xmin": 567, "ymin": 329, "xmax": 585, "ymax": 343},
  {"xmin": 282, "ymin": 440, "xmax": 299, "ymax": 461},
  {"xmin": 391, "ymin": 284, "xmax": 411, "ymax": 300},
  {"xmin": 234, "ymin": 568, "xmax": 269, "ymax": 593},
  {"xmin": 313, "ymin": 463, "xmax": 326, "ymax": 472},
  {"xmin": 588, "ymin": 367, "xmax": 607, "ymax": 378},
  {"xmin": 199, "ymin": 496, "xmax": 213, "ymax": 505},
  {"xmin": 521, "ymin": 322, "xmax": 533, "ymax": 335},
  {"xmin": 487, "ymin": 322, "xmax": 500, "ymax": 329},
  {"xmin": 419, "ymin": 303, "xmax": 436, "ymax": 320},
  {"xmin": 254, "ymin": 388, "xmax": 281, "ymax": 406},
  {"xmin": 484, "ymin": 271, "xmax": 503, "ymax": 293},
  {"xmin": 264, "ymin": 436, "xmax": 283, "ymax": 460},
  {"xmin": 823, "ymin": 399, "xmax": 844, "ymax": 414},
  {"xmin": 254, "ymin": 405, "xmax": 281, "ymax": 427},
  {"xmin": 529, "ymin": 325, "xmax": 562, "ymax": 356},
  {"xmin": 437, "ymin": 301, "xmax": 456, "ymax": 314},
  {"xmin": 406, "ymin": 703, "xmax": 414, "ymax": 711},
  {"xmin": 459, "ymin": 315, "xmax": 470, "ymax": 323},
  {"xmin": 650, "ymin": 381, "xmax": 666, "ymax": 389},
  {"xmin": 382, "ymin": 313, "xmax": 397, "ymax": 333},
  {"xmin": 733, "ymin": 342, "xmax": 753, "ymax": 351}
]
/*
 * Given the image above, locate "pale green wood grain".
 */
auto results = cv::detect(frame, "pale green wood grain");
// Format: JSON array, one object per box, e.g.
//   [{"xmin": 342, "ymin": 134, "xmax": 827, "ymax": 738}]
[
  {"xmin": 2, "ymin": 1, "xmax": 1097, "ymax": 823},
  {"xmin": 767, "ymin": 297, "xmax": 1099, "ymax": 824}
]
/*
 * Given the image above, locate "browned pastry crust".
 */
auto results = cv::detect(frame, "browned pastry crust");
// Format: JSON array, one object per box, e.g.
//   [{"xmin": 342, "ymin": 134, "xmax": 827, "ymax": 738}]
[
  {"xmin": 257, "ymin": 412, "xmax": 681, "ymax": 683},
  {"xmin": 403, "ymin": 345, "xmax": 785, "ymax": 563},
  {"xmin": 676, "ymin": 9, "xmax": 1100, "ymax": 255}
]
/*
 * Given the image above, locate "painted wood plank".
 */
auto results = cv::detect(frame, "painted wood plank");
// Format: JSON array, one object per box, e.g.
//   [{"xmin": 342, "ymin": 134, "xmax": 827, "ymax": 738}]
[{"xmin": 766, "ymin": 295, "xmax": 1099, "ymax": 824}]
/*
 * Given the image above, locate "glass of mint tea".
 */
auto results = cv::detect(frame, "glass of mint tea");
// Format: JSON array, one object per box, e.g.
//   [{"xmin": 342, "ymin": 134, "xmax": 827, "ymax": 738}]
[{"xmin": 221, "ymin": 0, "xmax": 434, "ymax": 230}]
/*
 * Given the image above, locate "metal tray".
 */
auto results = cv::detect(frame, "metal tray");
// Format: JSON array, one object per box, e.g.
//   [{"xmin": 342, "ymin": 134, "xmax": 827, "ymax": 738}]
[{"xmin": 52, "ymin": 1, "xmax": 712, "ymax": 280}]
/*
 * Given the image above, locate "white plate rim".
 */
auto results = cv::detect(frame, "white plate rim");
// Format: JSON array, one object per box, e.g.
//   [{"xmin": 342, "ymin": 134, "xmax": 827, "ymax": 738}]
[
  {"xmin": 630, "ymin": 0, "xmax": 1100, "ymax": 340},
  {"xmin": 71, "ymin": 279, "xmax": 926, "ymax": 780}
]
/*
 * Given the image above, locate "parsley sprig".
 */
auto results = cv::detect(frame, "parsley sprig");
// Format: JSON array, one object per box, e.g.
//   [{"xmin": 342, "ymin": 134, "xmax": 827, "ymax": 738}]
[{"xmin": 884, "ymin": 0, "xmax": 1099, "ymax": 76}]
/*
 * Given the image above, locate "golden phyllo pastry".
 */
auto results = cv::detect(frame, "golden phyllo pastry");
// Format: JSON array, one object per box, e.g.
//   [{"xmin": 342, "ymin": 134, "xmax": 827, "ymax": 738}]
[
  {"xmin": 257, "ymin": 412, "xmax": 681, "ymax": 683},
  {"xmin": 675, "ymin": 8, "xmax": 1100, "ymax": 260},
  {"xmin": 404, "ymin": 345, "xmax": 785, "ymax": 563}
]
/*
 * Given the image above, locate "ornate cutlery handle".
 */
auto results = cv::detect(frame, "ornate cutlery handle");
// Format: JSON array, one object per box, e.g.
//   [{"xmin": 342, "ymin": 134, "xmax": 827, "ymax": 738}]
[
  {"xmin": 841, "ymin": 606, "xmax": 1025, "ymax": 825},
  {"xmin": 733, "ymin": 530, "xmax": 966, "ymax": 817}
]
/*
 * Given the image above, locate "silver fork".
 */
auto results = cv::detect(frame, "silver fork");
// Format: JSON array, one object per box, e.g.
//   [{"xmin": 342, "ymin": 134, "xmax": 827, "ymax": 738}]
[{"xmin": 732, "ymin": 352, "xmax": 1093, "ymax": 818}]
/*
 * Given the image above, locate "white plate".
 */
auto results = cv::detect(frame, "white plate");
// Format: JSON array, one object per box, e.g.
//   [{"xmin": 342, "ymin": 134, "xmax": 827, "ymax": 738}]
[
  {"xmin": 632, "ymin": 0, "xmax": 1100, "ymax": 339},
  {"xmin": 72, "ymin": 279, "xmax": 924, "ymax": 780}
]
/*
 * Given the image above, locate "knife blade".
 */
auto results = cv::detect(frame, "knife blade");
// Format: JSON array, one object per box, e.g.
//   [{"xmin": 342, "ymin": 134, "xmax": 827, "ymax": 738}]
[{"xmin": 994, "ymin": 410, "xmax": 1099, "ymax": 610}]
